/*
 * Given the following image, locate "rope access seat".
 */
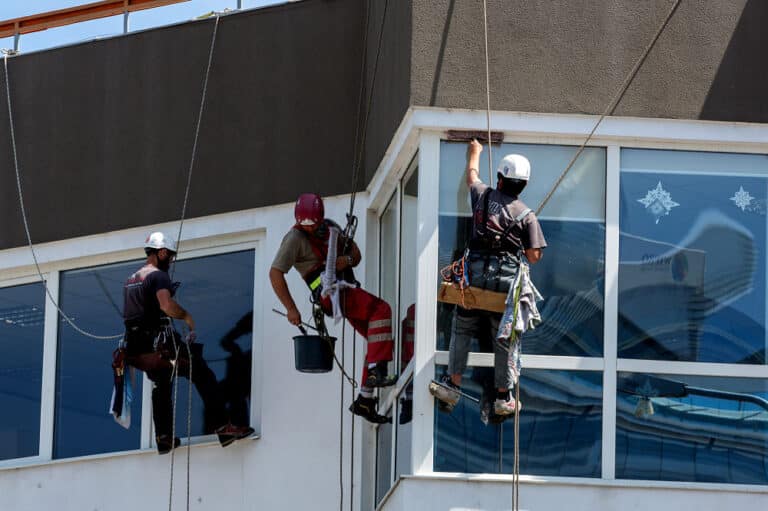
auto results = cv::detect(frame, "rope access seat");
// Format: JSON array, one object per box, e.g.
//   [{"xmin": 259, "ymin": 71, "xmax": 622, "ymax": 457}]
[{"xmin": 468, "ymin": 0, "xmax": 686, "ymax": 509}]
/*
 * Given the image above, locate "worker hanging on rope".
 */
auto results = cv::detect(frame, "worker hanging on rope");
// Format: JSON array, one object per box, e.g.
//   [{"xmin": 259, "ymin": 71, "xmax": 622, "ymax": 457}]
[
  {"xmin": 270, "ymin": 194, "xmax": 397, "ymax": 424},
  {"xmin": 121, "ymin": 232, "xmax": 254, "ymax": 454},
  {"xmin": 431, "ymin": 140, "xmax": 546, "ymax": 418}
]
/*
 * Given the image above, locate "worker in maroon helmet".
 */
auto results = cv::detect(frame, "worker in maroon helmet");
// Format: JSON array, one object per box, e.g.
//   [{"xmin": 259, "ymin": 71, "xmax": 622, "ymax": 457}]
[{"xmin": 270, "ymin": 193, "xmax": 395, "ymax": 424}]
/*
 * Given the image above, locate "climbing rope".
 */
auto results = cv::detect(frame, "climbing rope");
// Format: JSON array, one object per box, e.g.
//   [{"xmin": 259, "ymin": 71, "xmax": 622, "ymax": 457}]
[
  {"xmin": 3, "ymin": 52, "xmax": 123, "ymax": 340},
  {"xmin": 536, "ymin": 0, "xmax": 683, "ymax": 216},
  {"xmin": 481, "ymin": 0, "xmax": 493, "ymax": 184},
  {"xmin": 166, "ymin": 15, "xmax": 220, "ymax": 511}
]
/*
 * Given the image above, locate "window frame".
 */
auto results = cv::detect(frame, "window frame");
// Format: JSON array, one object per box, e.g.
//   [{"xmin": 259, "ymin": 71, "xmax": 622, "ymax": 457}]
[
  {"xmin": 367, "ymin": 107, "xmax": 768, "ymax": 494},
  {"xmin": 0, "ymin": 221, "xmax": 264, "ymax": 468}
]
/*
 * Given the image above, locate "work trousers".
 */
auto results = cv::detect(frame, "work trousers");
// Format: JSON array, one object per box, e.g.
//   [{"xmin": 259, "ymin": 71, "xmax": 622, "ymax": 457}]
[
  {"xmin": 125, "ymin": 325, "xmax": 227, "ymax": 437},
  {"xmin": 447, "ymin": 307, "xmax": 520, "ymax": 389},
  {"xmin": 320, "ymin": 287, "xmax": 393, "ymax": 384}
]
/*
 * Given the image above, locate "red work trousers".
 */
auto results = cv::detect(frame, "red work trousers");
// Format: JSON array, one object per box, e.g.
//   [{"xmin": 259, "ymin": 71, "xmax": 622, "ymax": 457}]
[{"xmin": 320, "ymin": 287, "xmax": 393, "ymax": 385}]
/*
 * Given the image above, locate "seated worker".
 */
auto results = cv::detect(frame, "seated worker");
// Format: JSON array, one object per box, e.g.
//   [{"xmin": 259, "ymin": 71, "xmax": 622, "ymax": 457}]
[
  {"xmin": 123, "ymin": 232, "xmax": 254, "ymax": 454},
  {"xmin": 431, "ymin": 140, "xmax": 546, "ymax": 416},
  {"xmin": 270, "ymin": 193, "xmax": 396, "ymax": 424}
]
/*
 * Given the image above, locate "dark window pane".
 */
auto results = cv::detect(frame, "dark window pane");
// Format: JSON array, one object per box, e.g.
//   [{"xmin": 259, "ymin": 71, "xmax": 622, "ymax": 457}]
[
  {"xmin": 0, "ymin": 282, "xmax": 45, "ymax": 460},
  {"xmin": 437, "ymin": 142, "xmax": 605, "ymax": 357},
  {"xmin": 54, "ymin": 260, "xmax": 143, "ymax": 459},
  {"xmin": 169, "ymin": 250, "xmax": 255, "ymax": 437},
  {"xmin": 617, "ymin": 373, "xmax": 768, "ymax": 484},
  {"xmin": 395, "ymin": 378, "xmax": 413, "ymax": 479},
  {"xmin": 619, "ymin": 149, "xmax": 768, "ymax": 363},
  {"xmin": 434, "ymin": 367, "xmax": 602, "ymax": 477}
]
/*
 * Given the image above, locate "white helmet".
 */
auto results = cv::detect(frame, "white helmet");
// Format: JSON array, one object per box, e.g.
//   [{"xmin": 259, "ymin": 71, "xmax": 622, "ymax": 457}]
[
  {"xmin": 144, "ymin": 232, "xmax": 177, "ymax": 253},
  {"xmin": 497, "ymin": 154, "xmax": 531, "ymax": 181}
]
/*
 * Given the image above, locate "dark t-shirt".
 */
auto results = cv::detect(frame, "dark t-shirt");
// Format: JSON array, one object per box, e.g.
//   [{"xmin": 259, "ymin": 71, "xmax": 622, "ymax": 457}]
[
  {"xmin": 470, "ymin": 182, "xmax": 547, "ymax": 254},
  {"xmin": 123, "ymin": 264, "xmax": 173, "ymax": 326}
]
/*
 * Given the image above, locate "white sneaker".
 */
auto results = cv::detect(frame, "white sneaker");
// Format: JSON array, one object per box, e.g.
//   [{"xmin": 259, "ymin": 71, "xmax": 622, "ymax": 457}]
[{"xmin": 494, "ymin": 397, "xmax": 521, "ymax": 416}]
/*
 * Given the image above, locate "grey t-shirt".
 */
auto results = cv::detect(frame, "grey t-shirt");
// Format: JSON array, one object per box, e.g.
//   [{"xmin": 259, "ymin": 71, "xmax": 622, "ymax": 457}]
[{"xmin": 470, "ymin": 182, "xmax": 547, "ymax": 253}]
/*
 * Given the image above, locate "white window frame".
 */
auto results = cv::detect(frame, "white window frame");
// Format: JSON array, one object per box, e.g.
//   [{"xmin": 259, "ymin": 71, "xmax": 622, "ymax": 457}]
[
  {"xmin": 367, "ymin": 106, "xmax": 768, "ymax": 495},
  {"xmin": 0, "ymin": 212, "xmax": 265, "ymax": 469}
]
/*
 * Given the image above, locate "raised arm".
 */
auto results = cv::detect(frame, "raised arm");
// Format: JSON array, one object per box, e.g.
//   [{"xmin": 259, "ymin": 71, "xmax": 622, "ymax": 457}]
[{"xmin": 466, "ymin": 139, "xmax": 483, "ymax": 188}]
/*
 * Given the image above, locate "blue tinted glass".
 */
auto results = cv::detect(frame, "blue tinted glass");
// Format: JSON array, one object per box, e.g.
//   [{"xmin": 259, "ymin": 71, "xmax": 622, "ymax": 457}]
[
  {"xmin": 376, "ymin": 415, "xmax": 393, "ymax": 505},
  {"xmin": 619, "ymin": 149, "xmax": 768, "ymax": 363},
  {"xmin": 55, "ymin": 260, "xmax": 143, "ymax": 459},
  {"xmin": 0, "ymin": 282, "xmax": 45, "ymax": 461},
  {"xmin": 434, "ymin": 367, "xmax": 602, "ymax": 477},
  {"xmin": 438, "ymin": 142, "xmax": 605, "ymax": 356},
  {"xmin": 170, "ymin": 250, "xmax": 255, "ymax": 437},
  {"xmin": 395, "ymin": 379, "xmax": 413, "ymax": 479},
  {"xmin": 616, "ymin": 373, "xmax": 768, "ymax": 484}
]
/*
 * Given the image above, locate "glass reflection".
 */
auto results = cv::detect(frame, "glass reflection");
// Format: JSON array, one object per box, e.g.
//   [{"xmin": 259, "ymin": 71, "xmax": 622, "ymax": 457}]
[
  {"xmin": 434, "ymin": 366, "xmax": 602, "ymax": 477},
  {"xmin": 619, "ymin": 149, "xmax": 768, "ymax": 364},
  {"xmin": 437, "ymin": 141, "xmax": 606, "ymax": 357},
  {"xmin": 616, "ymin": 372, "xmax": 768, "ymax": 484},
  {"xmin": 375, "ymin": 415, "xmax": 393, "ymax": 505},
  {"xmin": 0, "ymin": 282, "xmax": 45, "ymax": 461},
  {"xmin": 395, "ymin": 377, "xmax": 413, "ymax": 480},
  {"xmin": 398, "ymin": 164, "xmax": 418, "ymax": 374},
  {"xmin": 55, "ymin": 259, "xmax": 144, "ymax": 459}
]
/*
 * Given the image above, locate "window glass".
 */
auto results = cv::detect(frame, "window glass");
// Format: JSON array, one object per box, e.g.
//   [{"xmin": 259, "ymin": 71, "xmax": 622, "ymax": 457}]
[
  {"xmin": 380, "ymin": 193, "xmax": 398, "ymax": 386},
  {"xmin": 434, "ymin": 367, "xmax": 602, "ymax": 477},
  {"xmin": 55, "ymin": 259, "xmax": 143, "ymax": 459},
  {"xmin": 619, "ymin": 149, "xmax": 768, "ymax": 363},
  {"xmin": 375, "ymin": 415, "xmax": 393, "ymax": 506},
  {"xmin": 616, "ymin": 372, "xmax": 768, "ymax": 484},
  {"xmin": 0, "ymin": 282, "xmax": 45, "ymax": 461},
  {"xmin": 398, "ymin": 164, "xmax": 418, "ymax": 374},
  {"xmin": 438, "ymin": 142, "xmax": 606, "ymax": 357},
  {"xmin": 169, "ymin": 250, "xmax": 255, "ymax": 437},
  {"xmin": 54, "ymin": 249, "xmax": 254, "ymax": 458},
  {"xmin": 395, "ymin": 377, "xmax": 413, "ymax": 480}
]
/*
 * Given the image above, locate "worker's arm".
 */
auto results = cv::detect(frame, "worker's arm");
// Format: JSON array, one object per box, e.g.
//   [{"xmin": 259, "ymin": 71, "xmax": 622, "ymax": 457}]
[
  {"xmin": 466, "ymin": 139, "xmax": 483, "ymax": 188},
  {"xmin": 270, "ymin": 266, "xmax": 301, "ymax": 325},
  {"xmin": 336, "ymin": 239, "xmax": 362, "ymax": 270},
  {"xmin": 524, "ymin": 248, "xmax": 543, "ymax": 264},
  {"xmin": 156, "ymin": 289, "xmax": 195, "ymax": 330}
]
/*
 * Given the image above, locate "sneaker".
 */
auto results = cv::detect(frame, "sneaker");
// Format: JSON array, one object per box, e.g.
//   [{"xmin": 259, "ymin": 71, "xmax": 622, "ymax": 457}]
[
  {"xmin": 428, "ymin": 377, "xmax": 461, "ymax": 409},
  {"xmin": 399, "ymin": 398, "xmax": 412, "ymax": 425},
  {"xmin": 364, "ymin": 362, "xmax": 397, "ymax": 388},
  {"xmin": 349, "ymin": 395, "xmax": 391, "ymax": 424},
  {"xmin": 493, "ymin": 397, "xmax": 522, "ymax": 416},
  {"xmin": 156, "ymin": 435, "xmax": 181, "ymax": 455},
  {"xmin": 216, "ymin": 423, "xmax": 255, "ymax": 447}
]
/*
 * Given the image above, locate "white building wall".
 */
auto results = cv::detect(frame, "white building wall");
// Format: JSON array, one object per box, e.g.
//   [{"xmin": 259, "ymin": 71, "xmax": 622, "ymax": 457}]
[{"xmin": 0, "ymin": 195, "xmax": 373, "ymax": 511}]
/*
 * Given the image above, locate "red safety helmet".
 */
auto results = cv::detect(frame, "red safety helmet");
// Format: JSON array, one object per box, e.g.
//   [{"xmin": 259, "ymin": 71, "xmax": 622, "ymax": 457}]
[{"xmin": 295, "ymin": 193, "xmax": 324, "ymax": 226}]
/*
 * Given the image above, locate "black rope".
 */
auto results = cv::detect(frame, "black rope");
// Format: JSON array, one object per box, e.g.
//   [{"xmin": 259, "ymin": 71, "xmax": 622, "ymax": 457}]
[{"xmin": 348, "ymin": 0, "xmax": 390, "ymax": 220}]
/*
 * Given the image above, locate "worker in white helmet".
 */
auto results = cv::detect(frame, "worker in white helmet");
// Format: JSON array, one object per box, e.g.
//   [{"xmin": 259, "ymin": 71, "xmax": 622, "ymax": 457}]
[
  {"xmin": 122, "ymin": 231, "xmax": 254, "ymax": 454},
  {"xmin": 431, "ymin": 140, "xmax": 547, "ymax": 420}
]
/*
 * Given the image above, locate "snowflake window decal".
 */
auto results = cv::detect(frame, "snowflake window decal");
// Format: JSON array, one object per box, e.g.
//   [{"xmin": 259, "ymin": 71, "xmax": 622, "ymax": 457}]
[
  {"xmin": 730, "ymin": 186, "xmax": 754, "ymax": 212},
  {"xmin": 637, "ymin": 181, "xmax": 679, "ymax": 224}
]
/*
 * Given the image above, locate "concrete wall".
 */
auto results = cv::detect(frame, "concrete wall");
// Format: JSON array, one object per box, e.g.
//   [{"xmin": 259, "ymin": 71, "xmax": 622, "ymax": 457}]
[
  {"xmin": 380, "ymin": 475, "xmax": 768, "ymax": 511},
  {"xmin": 410, "ymin": 0, "xmax": 768, "ymax": 123}
]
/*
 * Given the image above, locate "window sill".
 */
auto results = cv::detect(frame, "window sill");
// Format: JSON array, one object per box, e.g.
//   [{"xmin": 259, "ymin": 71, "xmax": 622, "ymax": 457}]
[{"xmin": 0, "ymin": 434, "xmax": 260, "ymax": 472}]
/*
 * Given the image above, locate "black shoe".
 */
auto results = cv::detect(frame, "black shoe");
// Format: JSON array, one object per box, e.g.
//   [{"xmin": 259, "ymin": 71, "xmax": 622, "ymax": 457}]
[
  {"xmin": 216, "ymin": 423, "xmax": 255, "ymax": 447},
  {"xmin": 156, "ymin": 435, "xmax": 181, "ymax": 455},
  {"xmin": 349, "ymin": 395, "xmax": 391, "ymax": 424},
  {"xmin": 364, "ymin": 362, "xmax": 397, "ymax": 388},
  {"xmin": 399, "ymin": 398, "xmax": 412, "ymax": 425}
]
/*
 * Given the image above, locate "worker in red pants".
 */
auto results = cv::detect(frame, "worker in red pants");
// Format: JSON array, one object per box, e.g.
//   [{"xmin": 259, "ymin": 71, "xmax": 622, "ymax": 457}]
[{"xmin": 270, "ymin": 193, "xmax": 396, "ymax": 424}]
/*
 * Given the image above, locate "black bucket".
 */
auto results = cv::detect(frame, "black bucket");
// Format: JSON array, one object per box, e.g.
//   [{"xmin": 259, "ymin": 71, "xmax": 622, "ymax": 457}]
[{"xmin": 293, "ymin": 335, "xmax": 336, "ymax": 373}]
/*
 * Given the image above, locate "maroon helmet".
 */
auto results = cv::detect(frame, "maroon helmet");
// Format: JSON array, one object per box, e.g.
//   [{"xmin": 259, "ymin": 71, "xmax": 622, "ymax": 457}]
[{"xmin": 295, "ymin": 193, "xmax": 324, "ymax": 226}]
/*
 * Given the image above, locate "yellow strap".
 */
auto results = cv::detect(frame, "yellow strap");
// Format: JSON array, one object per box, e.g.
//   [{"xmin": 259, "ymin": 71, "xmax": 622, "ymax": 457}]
[{"xmin": 309, "ymin": 275, "xmax": 322, "ymax": 291}]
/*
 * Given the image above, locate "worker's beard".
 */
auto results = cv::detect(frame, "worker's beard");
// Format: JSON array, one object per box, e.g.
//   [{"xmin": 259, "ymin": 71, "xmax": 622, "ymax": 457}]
[{"xmin": 157, "ymin": 257, "xmax": 172, "ymax": 272}]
